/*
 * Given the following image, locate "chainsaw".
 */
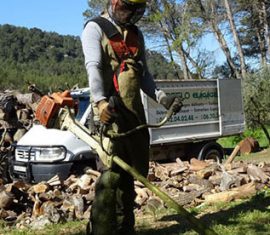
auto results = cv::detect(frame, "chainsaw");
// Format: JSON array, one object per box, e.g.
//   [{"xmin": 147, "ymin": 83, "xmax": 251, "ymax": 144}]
[{"xmin": 35, "ymin": 90, "xmax": 216, "ymax": 235}]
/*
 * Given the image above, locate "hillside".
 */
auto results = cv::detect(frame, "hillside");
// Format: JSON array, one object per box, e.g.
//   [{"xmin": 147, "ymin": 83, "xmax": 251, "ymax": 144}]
[{"xmin": 0, "ymin": 24, "xmax": 178, "ymax": 92}]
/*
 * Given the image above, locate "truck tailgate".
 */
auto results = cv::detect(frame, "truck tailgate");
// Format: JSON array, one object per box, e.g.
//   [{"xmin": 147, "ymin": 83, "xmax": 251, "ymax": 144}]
[{"xmin": 142, "ymin": 79, "xmax": 245, "ymax": 145}]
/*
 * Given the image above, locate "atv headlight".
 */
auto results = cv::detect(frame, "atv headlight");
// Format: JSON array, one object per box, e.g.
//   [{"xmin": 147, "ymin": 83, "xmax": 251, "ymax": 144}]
[{"xmin": 34, "ymin": 146, "xmax": 66, "ymax": 162}]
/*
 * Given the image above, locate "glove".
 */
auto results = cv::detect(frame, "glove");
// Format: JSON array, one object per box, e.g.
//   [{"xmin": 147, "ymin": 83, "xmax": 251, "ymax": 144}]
[
  {"xmin": 160, "ymin": 96, "xmax": 182, "ymax": 114},
  {"xmin": 97, "ymin": 100, "xmax": 115, "ymax": 124}
]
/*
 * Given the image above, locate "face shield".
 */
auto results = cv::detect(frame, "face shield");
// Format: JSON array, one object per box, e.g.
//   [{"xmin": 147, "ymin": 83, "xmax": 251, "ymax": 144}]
[{"xmin": 112, "ymin": 0, "xmax": 146, "ymax": 26}]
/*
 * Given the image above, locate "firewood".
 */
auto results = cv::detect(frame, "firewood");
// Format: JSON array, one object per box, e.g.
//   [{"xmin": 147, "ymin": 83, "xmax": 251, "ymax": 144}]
[
  {"xmin": 147, "ymin": 168, "xmax": 156, "ymax": 181},
  {"xmin": 77, "ymin": 174, "xmax": 93, "ymax": 190},
  {"xmin": 71, "ymin": 195, "xmax": 84, "ymax": 219},
  {"xmin": 196, "ymin": 164, "xmax": 218, "ymax": 179},
  {"xmin": 204, "ymin": 182, "xmax": 257, "ymax": 203},
  {"xmin": 154, "ymin": 163, "xmax": 169, "ymax": 181},
  {"xmin": 85, "ymin": 168, "xmax": 101, "ymax": 178},
  {"xmin": 183, "ymin": 184, "xmax": 204, "ymax": 192},
  {"xmin": 47, "ymin": 175, "xmax": 62, "ymax": 186},
  {"xmin": 208, "ymin": 173, "xmax": 223, "ymax": 185},
  {"xmin": 12, "ymin": 180, "xmax": 31, "ymax": 190},
  {"xmin": 134, "ymin": 180, "xmax": 145, "ymax": 188},
  {"xmin": 30, "ymin": 183, "xmax": 49, "ymax": 194},
  {"xmin": 170, "ymin": 166, "xmax": 188, "ymax": 176},
  {"xmin": 5, "ymin": 184, "xmax": 28, "ymax": 202},
  {"xmin": 144, "ymin": 196, "xmax": 164, "ymax": 216},
  {"xmin": 228, "ymin": 166, "xmax": 247, "ymax": 174},
  {"xmin": 220, "ymin": 172, "xmax": 238, "ymax": 191},
  {"xmin": 176, "ymin": 158, "xmax": 189, "ymax": 167},
  {"xmin": 64, "ymin": 174, "xmax": 77, "ymax": 187},
  {"xmin": 0, "ymin": 186, "xmax": 14, "ymax": 209},
  {"xmin": 175, "ymin": 190, "xmax": 205, "ymax": 206},
  {"xmin": 247, "ymin": 164, "xmax": 269, "ymax": 183},
  {"xmin": 239, "ymin": 137, "xmax": 260, "ymax": 154},
  {"xmin": 32, "ymin": 195, "xmax": 42, "ymax": 218},
  {"xmin": 188, "ymin": 175, "xmax": 214, "ymax": 191},
  {"xmin": 135, "ymin": 187, "xmax": 149, "ymax": 206},
  {"xmin": 189, "ymin": 158, "xmax": 209, "ymax": 171}
]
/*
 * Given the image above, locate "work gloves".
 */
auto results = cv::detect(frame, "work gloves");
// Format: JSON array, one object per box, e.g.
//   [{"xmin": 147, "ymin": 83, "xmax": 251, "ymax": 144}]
[
  {"xmin": 98, "ymin": 94, "xmax": 182, "ymax": 124},
  {"xmin": 97, "ymin": 100, "xmax": 115, "ymax": 125},
  {"xmin": 160, "ymin": 95, "xmax": 182, "ymax": 114}
]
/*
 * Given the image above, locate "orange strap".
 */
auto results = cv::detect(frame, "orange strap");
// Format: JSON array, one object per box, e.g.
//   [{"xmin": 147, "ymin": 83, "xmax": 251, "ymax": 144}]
[{"xmin": 109, "ymin": 30, "xmax": 139, "ymax": 93}]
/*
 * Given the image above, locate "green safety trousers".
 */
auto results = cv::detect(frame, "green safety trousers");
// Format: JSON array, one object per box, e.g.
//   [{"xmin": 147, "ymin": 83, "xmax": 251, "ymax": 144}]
[{"xmin": 89, "ymin": 108, "xmax": 150, "ymax": 235}]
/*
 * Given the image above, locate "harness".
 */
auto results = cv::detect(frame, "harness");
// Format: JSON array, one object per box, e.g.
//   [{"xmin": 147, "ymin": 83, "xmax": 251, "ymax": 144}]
[{"xmin": 88, "ymin": 16, "xmax": 139, "ymax": 93}]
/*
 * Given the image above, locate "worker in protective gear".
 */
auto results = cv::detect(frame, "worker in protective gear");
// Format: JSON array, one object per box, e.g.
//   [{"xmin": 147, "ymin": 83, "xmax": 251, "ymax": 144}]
[{"xmin": 81, "ymin": 0, "xmax": 181, "ymax": 234}]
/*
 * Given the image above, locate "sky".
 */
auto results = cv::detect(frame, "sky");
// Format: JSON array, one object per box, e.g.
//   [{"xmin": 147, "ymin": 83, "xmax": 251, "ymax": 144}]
[
  {"xmin": 0, "ymin": 0, "xmax": 225, "ymax": 67},
  {"xmin": 0, "ymin": 0, "xmax": 89, "ymax": 36}
]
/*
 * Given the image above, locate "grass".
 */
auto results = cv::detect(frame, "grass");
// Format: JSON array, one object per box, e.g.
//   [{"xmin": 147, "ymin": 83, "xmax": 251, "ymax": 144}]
[
  {"xmin": 233, "ymin": 148, "xmax": 270, "ymax": 163},
  {"xmin": 218, "ymin": 127, "xmax": 270, "ymax": 149},
  {"xmin": 0, "ymin": 220, "xmax": 88, "ymax": 235},
  {"xmin": 136, "ymin": 189, "xmax": 270, "ymax": 235}
]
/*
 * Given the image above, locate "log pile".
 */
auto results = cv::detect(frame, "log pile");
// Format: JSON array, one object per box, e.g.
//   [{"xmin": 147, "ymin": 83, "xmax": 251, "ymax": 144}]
[
  {"xmin": 0, "ymin": 90, "xmax": 40, "ymax": 149},
  {"xmin": 0, "ymin": 89, "xmax": 267, "ymax": 229},
  {"xmin": 0, "ymin": 157, "xmax": 269, "ymax": 229}
]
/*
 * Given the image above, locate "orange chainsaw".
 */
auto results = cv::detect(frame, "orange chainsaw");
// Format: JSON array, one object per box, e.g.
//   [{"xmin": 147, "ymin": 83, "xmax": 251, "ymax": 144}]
[{"xmin": 35, "ymin": 90, "xmax": 76, "ymax": 128}]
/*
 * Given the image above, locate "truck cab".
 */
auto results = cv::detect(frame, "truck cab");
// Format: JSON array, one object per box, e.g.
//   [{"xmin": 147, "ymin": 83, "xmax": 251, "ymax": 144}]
[{"xmin": 10, "ymin": 88, "xmax": 97, "ymax": 183}]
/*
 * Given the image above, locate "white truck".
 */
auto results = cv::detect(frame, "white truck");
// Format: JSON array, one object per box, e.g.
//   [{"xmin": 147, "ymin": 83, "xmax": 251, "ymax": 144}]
[{"xmin": 10, "ymin": 79, "xmax": 245, "ymax": 183}]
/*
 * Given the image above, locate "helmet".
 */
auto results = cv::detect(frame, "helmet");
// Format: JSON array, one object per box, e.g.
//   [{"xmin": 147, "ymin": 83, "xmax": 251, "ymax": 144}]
[
  {"xmin": 122, "ymin": 0, "xmax": 147, "ymax": 3},
  {"xmin": 109, "ymin": 0, "xmax": 146, "ymax": 26}
]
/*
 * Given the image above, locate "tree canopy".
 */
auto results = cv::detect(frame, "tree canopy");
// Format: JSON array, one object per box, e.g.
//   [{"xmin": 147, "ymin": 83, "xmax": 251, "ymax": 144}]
[
  {"xmin": 84, "ymin": 0, "xmax": 270, "ymax": 79},
  {"xmin": 0, "ymin": 24, "xmax": 177, "ymax": 92}
]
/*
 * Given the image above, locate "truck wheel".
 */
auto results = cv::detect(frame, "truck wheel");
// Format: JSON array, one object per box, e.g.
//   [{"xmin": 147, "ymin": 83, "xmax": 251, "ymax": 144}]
[{"xmin": 198, "ymin": 142, "xmax": 224, "ymax": 162}]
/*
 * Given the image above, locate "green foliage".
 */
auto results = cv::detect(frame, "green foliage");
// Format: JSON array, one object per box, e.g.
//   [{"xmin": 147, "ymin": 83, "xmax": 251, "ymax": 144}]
[
  {"xmin": 0, "ymin": 24, "xmax": 175, "ymax": 93},
  {"xmin": 146, "ymin": 51, "xmax": 182, "ymax": 79},
  {"xmin": 218, "ymin": 126, "xmax": 270, "ymax": 148},
  {"xmin": 0, "ymin": 24, "xmax": 87, "ymax": 92},
  {"xmin": 243, "ymin": 66, "xmax": 270, "ymax": 128}
]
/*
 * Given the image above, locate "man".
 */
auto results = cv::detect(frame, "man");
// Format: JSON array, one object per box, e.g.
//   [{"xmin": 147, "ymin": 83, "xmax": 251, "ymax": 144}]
[{"xmin": 81, "ymin": 0, "xmax": 181, "ymax": 234}]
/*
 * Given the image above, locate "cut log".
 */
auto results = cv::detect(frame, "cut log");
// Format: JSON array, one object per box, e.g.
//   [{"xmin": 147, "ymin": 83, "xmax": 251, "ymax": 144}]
[
  {"xmin": 204, "ymin": 182, "xmax": 257, "ymax": 203},
  {"xmin": 47, "ymin": 175, "xmax": 61, "ymax": 186},
  {"xmin": 170, "ymin": 166, "xmax": 188, "ymax": 176},
  {"xmin": 196, "ymin": 164, "xmax": 218, "ymax": 179},
  {"xmin": 154, "ymin": 163, "xmax": 169, "ymax": 181},
  {"xmin": 0, "ymin": 186, "xmax": 14, "ymax": 209},
  {"xmin": 85, "ymin": 168, "xmax": 101, "ymax": 178},
  {"xmin": 239, "ymin": 137, "xmax": 260, "ymax": 154},
  {"xmin": 135, "ymin": 187, "xmax": 149, "ymax": 206},
  {"xmin": 30, "ymin": 183, "xmax": 49, "ymax": 194},
  {"xmin": 189, "ymin": 158, "xmax": 209, "ymax": 171},
  {"xmin": 247, "ymin": 164, "xmax": 269, "ymax": 183},
  {"xmin": 220, "ymin": 172, "xmax": 237, "ymax": 191}
]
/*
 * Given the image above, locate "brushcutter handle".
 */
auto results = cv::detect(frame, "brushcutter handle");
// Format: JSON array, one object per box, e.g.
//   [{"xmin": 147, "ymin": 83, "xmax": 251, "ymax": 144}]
[{"xmin": 102, "ymin": 97, "xmax": 184, "ymax": 139}]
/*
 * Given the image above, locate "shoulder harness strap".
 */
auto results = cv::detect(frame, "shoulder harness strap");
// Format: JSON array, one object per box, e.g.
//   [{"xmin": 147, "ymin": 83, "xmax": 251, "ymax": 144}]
[{"xmin": 86, "ymin": 16, "xmax": 139, "ymax": 93}]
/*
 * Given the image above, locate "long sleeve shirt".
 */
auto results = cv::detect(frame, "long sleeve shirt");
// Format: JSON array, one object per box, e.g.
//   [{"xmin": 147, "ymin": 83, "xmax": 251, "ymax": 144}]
[{"xmin": 81, "ymin": 16, "xmax": 165, "ymax": 104}]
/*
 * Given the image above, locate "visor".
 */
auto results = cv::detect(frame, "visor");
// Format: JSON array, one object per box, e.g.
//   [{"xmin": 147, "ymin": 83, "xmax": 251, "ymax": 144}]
[{"xmin": 113, "ymin": 0, "xmax": 146, "ymax": 25}]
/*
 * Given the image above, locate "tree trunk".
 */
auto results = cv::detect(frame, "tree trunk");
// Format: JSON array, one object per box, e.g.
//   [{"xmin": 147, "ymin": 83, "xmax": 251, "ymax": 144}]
[
  {"xmin": 253, "ymin": 3, "xmax": 268, "ymax": 65},
  {"xmin": 210, "ymin": 1, "xmax": 241, "ymax": 79},
  {"xmin": 224, "ymin": 0, "xmax": 247, "ymax": 79},
  {"xmin": 260, "ymin": 0, "xmax": 270, "ymax": 59},
  {"xmin": 177, "ymin": 46, "xmax": 192, "ymax": 80},
  {"xmin": 196, "ymin": 0, "xmax": 241, "ymax": 79},
  {"xmin": 182, "ymin": 48, "xmax": 204, "ymax": 79},
  {"xmin": 159, "ymin": 20, "xmax": 182, "ymax": 80}
]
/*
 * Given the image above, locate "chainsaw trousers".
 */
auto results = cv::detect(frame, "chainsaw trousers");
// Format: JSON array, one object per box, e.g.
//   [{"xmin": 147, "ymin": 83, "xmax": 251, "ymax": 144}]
[{"xmin": 89, "ymin": 127, "xmax": 150, "ymax": 235}]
